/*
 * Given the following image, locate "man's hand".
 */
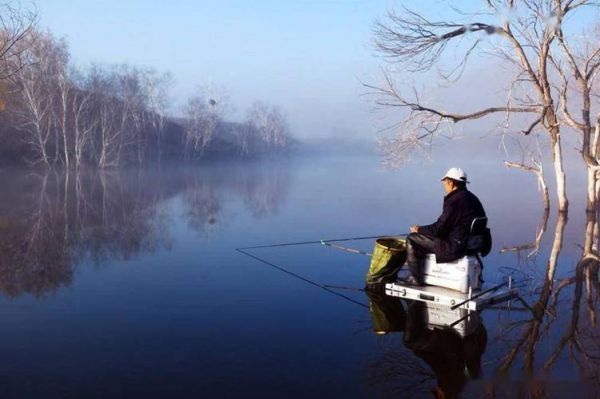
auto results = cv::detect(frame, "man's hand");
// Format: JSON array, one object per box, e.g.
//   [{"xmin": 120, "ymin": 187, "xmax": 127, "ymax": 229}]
[{"xmin": 410, "ymin": 225, "xmax": 419, "ymax": 233}]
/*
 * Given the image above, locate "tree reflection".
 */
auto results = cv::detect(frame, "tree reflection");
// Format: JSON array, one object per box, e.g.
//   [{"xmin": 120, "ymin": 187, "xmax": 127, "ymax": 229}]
[
  {"xmin": 237, "ymin": 164, "xmax": 289, "ymax": 218},
  {"xmin": 542, "ymin": 212, "xmax": 600, "ymax": 381},
  {"xmin": 498, "ymin": 212, "xmax": 568, "ymax": 374},
  {"xmin": 490, "ymin": 209, "xmax": 600, "ymax": 397},
  {"xmin": 183, "ymin": 176, "xmax": 222, "ymax": 233},
  {"xmin": 181, "ymin": 162, "xmax": 289, "ymax": 232},
  {"xmin": 500, "ymin": 208, "xmax": 550, "ymax": 262},
  {"xmin": 0, "ymin": 173, "xmax": 72, "ymax": 297},
  {"xmin": 0, "ymin": 163, "xmax": 290, "ymax": 297}
]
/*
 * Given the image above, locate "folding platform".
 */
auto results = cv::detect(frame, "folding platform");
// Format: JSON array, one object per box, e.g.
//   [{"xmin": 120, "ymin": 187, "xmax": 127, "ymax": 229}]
[{"xmin": 385, "ymin": 281, "xmax": 519, "ymax": 311}]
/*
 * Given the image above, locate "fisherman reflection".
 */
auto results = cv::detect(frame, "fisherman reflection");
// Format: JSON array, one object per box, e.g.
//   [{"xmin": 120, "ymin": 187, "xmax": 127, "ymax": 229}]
[{"xmin": 367, "ymin": 291, "xmax": 487, "ymax": 399}]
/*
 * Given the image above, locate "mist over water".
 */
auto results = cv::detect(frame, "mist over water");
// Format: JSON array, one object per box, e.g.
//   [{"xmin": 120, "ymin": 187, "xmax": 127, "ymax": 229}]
[{"xmin": 0, "ymin": 154, "xmax": 595, "ymax": 398}]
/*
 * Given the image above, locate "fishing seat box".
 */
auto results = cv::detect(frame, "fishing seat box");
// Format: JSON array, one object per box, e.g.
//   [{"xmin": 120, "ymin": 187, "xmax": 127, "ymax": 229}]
[{"xmin": 421, "ymin": 254, "xmax": 481, "ymax": 294}]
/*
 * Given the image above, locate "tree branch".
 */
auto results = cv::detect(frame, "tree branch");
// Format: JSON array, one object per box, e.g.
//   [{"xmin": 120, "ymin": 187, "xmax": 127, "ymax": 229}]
[{"xmin": 363, "ymin": 77, "xmax": 540, "ymax": 124}]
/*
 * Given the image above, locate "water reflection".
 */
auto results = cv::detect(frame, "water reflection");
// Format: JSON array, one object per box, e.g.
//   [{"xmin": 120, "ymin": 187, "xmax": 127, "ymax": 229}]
[
  {"xmin": 0, "ymin": 163, "xmax": 290, "ymax": 297},
  {"xmin": 183, "ymin": 176, "xmax": 222, "ymax": 232},
  {"xmin": 500, "ymin": 208, "xmax": 549, "ymax": 261},
  {"xmin": 366, "ymin": 290, "xmax": 487, "ymax": 398},
  {"xmin": 498, "ymin": 213, "xmax": 567, "ymax": 374},
  {"xmin": 486, "ymin": 209, "xmax": 600, "ymax": 397},
  {"xmin": 0, "ymin": 173, "xmax": 73, "ymax": 297},
  {"xmin": 3, "ymin": 157, "xmax": 600, "ymax": 397},
  {"xmin": 365, "ymin": 206, "xmax": 600, "ymax": 398}
]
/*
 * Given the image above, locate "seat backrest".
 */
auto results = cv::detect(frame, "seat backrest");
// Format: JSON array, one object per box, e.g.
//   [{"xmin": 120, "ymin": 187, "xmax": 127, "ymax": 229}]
[
  {"xmin": 470, "ymin": 217, "xmax": 488, "ymax": 236},
  {"xmin": 467, "ymin": 217, "xmax": 488, "ymax": 252}
]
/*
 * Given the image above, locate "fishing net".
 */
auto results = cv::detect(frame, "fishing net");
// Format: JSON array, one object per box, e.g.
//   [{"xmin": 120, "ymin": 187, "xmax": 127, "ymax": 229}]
[{"xmin": 365, "ymin": 237, "xmax": 406, "ymax": 286}]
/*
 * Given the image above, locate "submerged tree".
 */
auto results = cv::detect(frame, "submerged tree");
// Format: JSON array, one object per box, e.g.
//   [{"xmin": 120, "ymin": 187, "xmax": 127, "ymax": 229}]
[
  {"xmin": 553, "ymin": 17, "xmax": 600, "ymax": 212},
  {"xmin": 369, "ymin": 0, "xmax": 600, "ymax": 213}
]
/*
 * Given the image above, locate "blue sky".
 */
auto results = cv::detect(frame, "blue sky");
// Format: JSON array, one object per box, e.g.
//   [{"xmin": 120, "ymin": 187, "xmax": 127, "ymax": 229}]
[{"xmin": 36, "ymin": 0, "xmax": 399, "ymax": 138}]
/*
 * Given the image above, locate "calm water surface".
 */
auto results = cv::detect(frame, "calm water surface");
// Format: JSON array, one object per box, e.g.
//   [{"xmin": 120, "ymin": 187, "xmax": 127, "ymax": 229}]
[{"xmin": 0, "ymin": 154, "xmax": 596, "ymax": 398}]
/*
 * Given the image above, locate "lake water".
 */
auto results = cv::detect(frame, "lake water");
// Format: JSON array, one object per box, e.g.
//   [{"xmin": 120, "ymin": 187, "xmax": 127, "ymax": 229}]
[{"xmin": 0, "ymin": 154, "xmax": 597, "ymax": 398}]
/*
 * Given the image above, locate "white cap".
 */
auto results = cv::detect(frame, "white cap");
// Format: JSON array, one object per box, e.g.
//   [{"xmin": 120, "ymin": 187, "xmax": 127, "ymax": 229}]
[{"xmin": 441, "ymin": 167, "xmax": 469, "ymax": 183}]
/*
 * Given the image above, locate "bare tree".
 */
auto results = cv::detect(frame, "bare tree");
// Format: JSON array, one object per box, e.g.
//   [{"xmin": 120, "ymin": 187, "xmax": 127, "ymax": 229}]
[
  {"xmin": 10, "ymin": 31, "xmax": 67, "ymax": 166},
  {"xmin": 113, "ymin": 65, "xmax": 152, "ymax": 165},
  {"xmin": 55, "ymin": 65, "xmax": 70, "ymax": 167},
  {"xmin": 184, "ymin": 86, "xmax": 228, "ymax": 159},
  {"xmin": 142, "ymin": 70, "xmax": 172, "ymax": 161},
  {"xmin": 245, "ymin": 101, "xmax": 290, "ymax": 152},
  {"xmin": 75, "ymin": 64, "xmax": 174, "ymax": 168},
  {"xmin": 51, "ymin": 39, "xmax": 71, "ymax": 168},
  {"xmin": 504, "ymin": 135, "xmax": 550, "ymax": 211},
  {"xmin": 13, "ymin": 62, "xmax": 52, "ymax": 165},
  {"xmin": 369, "ymin": 1, "xmax": 600, "ymax": 213},
  {"xmin": 71, "ymin": 87, "xmax": 95, "ymax": 169},
  {"xmin": 97, "ymin": 98, "xmax": 121, "ymax": 168},
  {"xmin": 184, "ymin": 96, "xmax": 211, "ymax": 158},
  {"xmin": 236, "ymin": 122, "xmax": 256, "ymax": 157},
  {"xmin": 0, "ymin": 2, "xmax": 37, "ymax": 82},
  {"xmin": 551, "ymin": 18, "xmax": 600, "ymax": 212},
  {"xmin": 82, "ymin": 65, "xmax": 123, "ymax": 168}
]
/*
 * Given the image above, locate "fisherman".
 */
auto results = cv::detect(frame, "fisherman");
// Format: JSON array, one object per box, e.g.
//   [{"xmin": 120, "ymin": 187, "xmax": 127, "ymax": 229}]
[{"xmin": 402, "ymin": 167, "xmax": 487, "ymax": 286}]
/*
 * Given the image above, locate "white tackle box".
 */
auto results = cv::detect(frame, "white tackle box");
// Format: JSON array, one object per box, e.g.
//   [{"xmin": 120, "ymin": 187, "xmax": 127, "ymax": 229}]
[{"xmin": 422, "ymin": 254, "xmax": 482, "ymax": 293}]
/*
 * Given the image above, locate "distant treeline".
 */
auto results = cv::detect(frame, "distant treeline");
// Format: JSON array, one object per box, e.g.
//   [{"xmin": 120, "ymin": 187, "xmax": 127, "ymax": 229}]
[{"xmin": 0, "ymin": 29, "xmax": 293, "ymax": 168}]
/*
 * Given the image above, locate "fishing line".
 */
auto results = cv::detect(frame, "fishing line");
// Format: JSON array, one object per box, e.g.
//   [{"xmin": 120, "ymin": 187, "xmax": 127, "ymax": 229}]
[
  {"xmin": 236, "ymin": 233, "xmax": 406, "ymax": 251},
  {"xmin": 236, "ymin": 248, "xmax": 368, "ymax": 309}
]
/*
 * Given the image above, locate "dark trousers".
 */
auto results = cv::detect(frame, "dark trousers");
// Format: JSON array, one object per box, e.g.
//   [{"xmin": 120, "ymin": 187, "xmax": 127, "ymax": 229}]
[{"xmin": 406, "ymin": 232, "xmax": 436, "ymax": 283}]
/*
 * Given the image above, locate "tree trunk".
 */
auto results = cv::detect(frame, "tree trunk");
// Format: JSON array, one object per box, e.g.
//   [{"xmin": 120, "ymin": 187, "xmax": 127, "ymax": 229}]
[
  {"xmin": 62, "ymin": 130, "xmax": 69, "ymax": 168},
  {"xmin": 60, "ymin": 82, "xmax": 70, "ymax": 169},
  {"xmin": 587, "ymin": 167, "xmax": 597, "ymax": 213},
  {"xmin": 595, "ymin": 171, "xmax": 600, "ymax": 211},
  {"xmin": 550, "ymin": 132, "xmax": 568, "ymax": 213},
  {"xmin": 584, "ymin": 208, "xmax": 596, "ymax": 256},
  {"xmin": 61, "ymin": 100, "xmax": 69, "ymax": 169},
  {"xmin": 53, "ymin": 126, "xmax": 60, "ymax": 165},
  {"xmin": 36, "ymin": 123, "xmax": 51, "ymax": 167}
]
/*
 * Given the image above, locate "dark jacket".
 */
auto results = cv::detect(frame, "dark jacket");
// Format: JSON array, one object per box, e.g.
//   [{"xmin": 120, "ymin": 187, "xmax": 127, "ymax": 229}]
[{"xmin": 419, "ymin": 188, "xmax": 486, "ymax": 263}]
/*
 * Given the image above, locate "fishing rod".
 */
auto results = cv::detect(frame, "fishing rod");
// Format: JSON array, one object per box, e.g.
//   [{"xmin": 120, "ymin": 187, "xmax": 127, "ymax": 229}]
[
  {"xmin": 320, "ymin": 240, "xmax": 372, "ymax": 257},
  {"xmin": 450, "ymin": 280, "xmax": 511, "ymax": 310},
  {"xmin": 321, "ymin": 284, "xmax": 365, "ymax": 292},
  {"xmin": 449, "ymin": 289, "xmax": 531, "ymax": 327},
  {"xmin": 236, "ymin": 247, "xmax": 368, "ymax": 309},
  {"xmin": 237, "ymin": 233, "xmax": 407, "ymax": 251},
  {"xmin": 449, "ymin": 308, "xmax": 482, "ymax": 327}
]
